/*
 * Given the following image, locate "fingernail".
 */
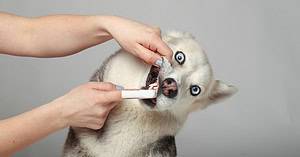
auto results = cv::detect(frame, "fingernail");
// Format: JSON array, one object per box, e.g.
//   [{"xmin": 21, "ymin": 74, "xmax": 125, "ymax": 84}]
[
  {"xmin": 116, "ymin": 85, "xmax": 124, "ymax": 90},
  {"xmin": 155, "ymin": 58, "xmax": 163, "ymax": 67}
]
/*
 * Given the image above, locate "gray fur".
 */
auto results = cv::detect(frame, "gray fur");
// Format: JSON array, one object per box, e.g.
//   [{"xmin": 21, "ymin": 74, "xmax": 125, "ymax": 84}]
[
  {"xmin": 63, "ymin": 128, "xmax": 93, "ymax": 157},
  {"xmin": 145, "ymin": 136, "xmax": 177, "ymax": 157},
  {"xmin": 63, "ymin": 31, "xmax": 237, "ymax": 157},
  {"xmin": 63, "ymin": 50, "xmax": 178, "ymax": 157},
  {"xmin": 90, "ymin": 50, "xmax": 120, "ymax": 82},
  {"xmin": 63, "ymin": 52, "xmax": 116, "ymax": 157}
]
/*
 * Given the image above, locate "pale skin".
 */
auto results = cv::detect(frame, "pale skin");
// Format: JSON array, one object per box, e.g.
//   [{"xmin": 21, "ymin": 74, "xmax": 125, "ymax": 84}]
[{"xmin": 0, "ymin": 12, "xmax": 173, "ymax": 156}]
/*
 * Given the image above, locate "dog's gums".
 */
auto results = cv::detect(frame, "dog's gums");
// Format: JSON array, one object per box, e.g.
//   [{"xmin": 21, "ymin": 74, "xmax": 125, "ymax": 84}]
[{"xmin": 141, "ymin": 65, "xmax": 160, "ymax": 108}]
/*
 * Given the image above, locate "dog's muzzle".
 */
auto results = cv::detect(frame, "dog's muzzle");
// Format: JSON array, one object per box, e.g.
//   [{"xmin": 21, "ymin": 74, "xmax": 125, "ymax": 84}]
[
  {"xmin": 161, "ymin": 78, "xmax": 178, "ymax": 98},
  {"xmin": 141, "ymin": 58, "xmax": 176, "ymax": 108}
]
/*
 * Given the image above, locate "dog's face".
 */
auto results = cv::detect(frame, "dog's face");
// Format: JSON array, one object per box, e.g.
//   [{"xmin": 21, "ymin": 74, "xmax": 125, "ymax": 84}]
[{"xmin": 141, "ymin": 31, "xmax": 237, "ymax": 114}]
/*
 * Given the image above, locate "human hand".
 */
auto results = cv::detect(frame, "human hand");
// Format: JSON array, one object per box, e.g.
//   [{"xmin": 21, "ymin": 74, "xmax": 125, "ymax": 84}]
[
  {"xmin": 102, "ymin": 16, "xmax": 173, "ymax": 66},
  {"xmin": 52, "ymin": 82, "xmax": 121, "ymax": 130}
]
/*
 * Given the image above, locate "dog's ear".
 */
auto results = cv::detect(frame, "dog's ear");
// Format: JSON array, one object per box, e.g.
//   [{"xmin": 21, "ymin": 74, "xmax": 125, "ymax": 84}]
[
  {"xmin": 188, "ymin": 80, "xmax": 237, "ymax": 112},
  {"xmin": 208, "ymin": 80, "xmax": 237, "ymax": 104}
]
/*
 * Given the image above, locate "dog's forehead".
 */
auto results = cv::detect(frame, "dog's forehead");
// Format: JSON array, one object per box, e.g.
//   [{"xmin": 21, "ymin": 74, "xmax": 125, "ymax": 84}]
[
  {"xmin": 189, "ymin": 64, "xmax": 213, "ymax": 88},
  {"xmin": 168, "ymin": 37, "xmax": 209, "ymax": 66},
  {"xmin": 165, "ymin": 34, "xmax": 213, "ymax": 88}
]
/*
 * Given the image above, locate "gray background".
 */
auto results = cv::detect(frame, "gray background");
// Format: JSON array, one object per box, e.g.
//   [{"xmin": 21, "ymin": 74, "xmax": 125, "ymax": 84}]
[{"xmin": 0, "ymin": 0, "xmax": 299, "ymax": 156}]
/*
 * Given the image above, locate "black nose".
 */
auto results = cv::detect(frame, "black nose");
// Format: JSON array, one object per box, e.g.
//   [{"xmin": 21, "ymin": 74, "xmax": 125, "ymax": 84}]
[{"xmin": 161, "ymin": 78, "xmax": 178, "ymax": 98}]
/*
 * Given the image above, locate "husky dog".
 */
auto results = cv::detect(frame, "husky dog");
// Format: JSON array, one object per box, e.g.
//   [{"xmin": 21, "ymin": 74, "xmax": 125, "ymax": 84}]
[{"xmin": 63, "ymin": 31, "xmax": 237, "ymax": 157}]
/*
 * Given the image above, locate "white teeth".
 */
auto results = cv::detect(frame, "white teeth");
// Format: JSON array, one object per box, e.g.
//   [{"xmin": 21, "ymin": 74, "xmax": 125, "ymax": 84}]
[{"xmin": 148, "ymin": 81, "xmax": 159, "ymax": 90}]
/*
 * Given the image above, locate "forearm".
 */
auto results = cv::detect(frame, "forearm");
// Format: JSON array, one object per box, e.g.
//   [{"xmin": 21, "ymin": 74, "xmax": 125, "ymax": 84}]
[
  {"xmin": 0, "ymin": 101, "xmax": 66, "ymax": 156},
  {"xmin": 0, "ymin": 12, "xmax": 112, "ymax": 57}
]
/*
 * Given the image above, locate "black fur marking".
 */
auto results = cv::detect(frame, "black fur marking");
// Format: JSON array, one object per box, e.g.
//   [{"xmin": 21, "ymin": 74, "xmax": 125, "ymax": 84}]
[
  {"xmin": 63, "ymin": 51, "xmax": 120, "ymax": 157},
  {"xmin": 63, "ymin": 128, "xmax": 95, "ymax": 157},
  {"xmin": 89, "ymin": 51, "xmax": 122, "ymax": 140},
  {"xmin": 76, "ymin": 149, "xmax": 92, "ymax": 157},
  {"xmin": 64, "ymin": 50, "xmax": 178, "ymax": 157},
  {"xmin": 64, "ymin": 128, "xmax": 79, "ymax": 149},
  {"xmin": 146, "ymin": 135, "xmax": 177, "ymax": 157},
  {"xmin": 95, "ymin": 123, "xmax": 107, "ymax": 140}
]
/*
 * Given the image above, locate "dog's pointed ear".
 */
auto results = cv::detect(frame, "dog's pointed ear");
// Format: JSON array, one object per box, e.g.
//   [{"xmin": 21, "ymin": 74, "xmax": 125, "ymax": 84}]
[{"xmin": 208, "ymin": 80, "xmax": 238, "ymax": 104}]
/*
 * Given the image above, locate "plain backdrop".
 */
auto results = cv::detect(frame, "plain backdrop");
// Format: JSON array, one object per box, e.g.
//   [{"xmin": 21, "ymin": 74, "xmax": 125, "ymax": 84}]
[{"xmin": 0, "ymin": 0, "xmax": 299, "ymax": 157}]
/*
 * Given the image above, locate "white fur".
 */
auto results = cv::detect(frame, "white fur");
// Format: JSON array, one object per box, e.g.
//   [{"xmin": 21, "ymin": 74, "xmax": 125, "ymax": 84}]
[{"xmin": 64, "ymin": 31, "xmax": 237, "ymax": 157}]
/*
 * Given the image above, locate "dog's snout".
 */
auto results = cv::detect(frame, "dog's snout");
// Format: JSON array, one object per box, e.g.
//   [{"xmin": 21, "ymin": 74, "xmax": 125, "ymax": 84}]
[{"xmin": 161, "ymin": 78, "xmax": 178, "ymax": 98}]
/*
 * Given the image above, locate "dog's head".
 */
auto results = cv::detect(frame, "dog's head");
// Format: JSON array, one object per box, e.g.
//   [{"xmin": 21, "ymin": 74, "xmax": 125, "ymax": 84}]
[{"xmin": 141, "ymin": 31, "xmax": 237, "ymax": 114}]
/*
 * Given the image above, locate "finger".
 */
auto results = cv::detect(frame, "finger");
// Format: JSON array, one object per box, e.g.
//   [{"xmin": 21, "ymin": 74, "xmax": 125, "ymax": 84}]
[
  {"xmin": 82, "ymin": 117, "xmax": 106, "ymax": 129},
  {"xmin": 86, "ymin": 123, "xmax": 104, "ymax": 130},
  {"xmin": 106, "ymin": 102, "xmax": 119, "ymax": 110},
  {"xmin": 95, "ymin": 90, "xmax": 122, "ymax": 103},
  {"xmin": 86, "ymin": 82, "xmax": 117, "ymax": 91},
  {"xmin": 152, "ymin": 26, "xmax": 161, "ymax": 36},
  {"xmin": 149, "ymin": 38, "xmax": 173, "ymax": 62},
  {"xmin": 135, "ymin": 43, "xmax": 162, "ymax": 65},
  {"xmin": 91, "ymin": 108, "xmax": 109, "ymax": 119}
]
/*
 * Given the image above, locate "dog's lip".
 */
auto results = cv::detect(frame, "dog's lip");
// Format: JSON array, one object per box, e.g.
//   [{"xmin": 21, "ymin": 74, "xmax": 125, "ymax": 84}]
[
  {"xmin": 141, "ymin": 65, "xmax": 160, "ymax": 108},
  {"xmin": 145, "ymin": 66, "xmax": 160, "ymax": 86}
]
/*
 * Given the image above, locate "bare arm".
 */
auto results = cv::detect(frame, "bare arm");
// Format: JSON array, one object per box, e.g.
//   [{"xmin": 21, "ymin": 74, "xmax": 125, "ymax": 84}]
[
  {"xmin": 0, "ymin": 101, "xmax": 65, "ymax": 157},
  {"xmin": 0, "ymin": 82, "xmax": 121, "ymax": 156},
  {"xmin": 0, "ymin": 13, "xmax": 172, "ymax": 156},
  {"xmin": 0, "ymin": 12, "xmax": 111, "ymax": 57},
  {"xmin": 0, "ymin": 12, "xmax": 172, "ymax": 63}
]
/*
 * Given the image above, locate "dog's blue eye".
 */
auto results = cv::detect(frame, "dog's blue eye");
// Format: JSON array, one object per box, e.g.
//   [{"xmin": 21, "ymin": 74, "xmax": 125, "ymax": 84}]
[
  {"xmin": 175, "ymin": 51, "xmax": 185, "ymax": 65},
  {"xmin": 190, "ymin": 85, "xmax": 201, "ymax": 96}
]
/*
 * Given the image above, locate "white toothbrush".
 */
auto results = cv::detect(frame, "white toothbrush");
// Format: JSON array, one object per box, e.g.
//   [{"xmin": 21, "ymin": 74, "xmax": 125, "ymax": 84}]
[
  {"xmin": 121, "ymin": 89, "xmax": 157, "ymax": 99},
  {"xmin": 121, "ymin": 58, "xmax": 166, "ymax": 99},
  {"xmin": 122, "ymin": 81, "xmax": 159, "ymax": 99}
]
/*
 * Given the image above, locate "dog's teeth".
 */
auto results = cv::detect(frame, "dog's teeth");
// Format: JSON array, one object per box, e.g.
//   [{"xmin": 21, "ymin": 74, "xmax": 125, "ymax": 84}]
[{"xmin": 148, "ymin": 82, "xmax": 158, "ymax": 90}]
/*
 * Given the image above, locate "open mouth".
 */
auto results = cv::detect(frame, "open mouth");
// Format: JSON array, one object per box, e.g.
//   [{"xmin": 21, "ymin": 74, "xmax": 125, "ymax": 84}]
[{"xmin": 141, "ymin": 65, "xmax": 160, "ymax": 108}]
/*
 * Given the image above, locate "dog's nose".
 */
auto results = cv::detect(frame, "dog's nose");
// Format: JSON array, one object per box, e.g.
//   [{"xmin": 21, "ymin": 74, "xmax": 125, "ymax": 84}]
[{"xmin": 161, "ymin": 78, "xmax": 178, "ymax": 98}]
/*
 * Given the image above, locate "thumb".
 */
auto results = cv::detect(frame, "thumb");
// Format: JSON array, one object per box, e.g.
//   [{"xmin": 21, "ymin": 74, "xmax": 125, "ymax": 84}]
[
  {"xmin": 86, "ymin": 82, "xmax": 117, "ymax": 91},
  {"xmin": 148, "ymin": 38, "xmax": 173, "ymax": 62},
  {"xmin": 106, "ymin": 101, "xmax": 120, "ymax": 110},
  {"xmin": 96, "ymin": 90, "xmax": 122, "ymax": 103}
]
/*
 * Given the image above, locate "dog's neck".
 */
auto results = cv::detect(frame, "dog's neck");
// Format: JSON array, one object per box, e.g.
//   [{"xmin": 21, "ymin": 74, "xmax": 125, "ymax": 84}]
[
  {"xmin": 74, "ymin": 102, "xmax": 186, "ymax": 156},
  {"xmin": 72, "ymin": 51, "xmax": 188, "ymax": 156}
]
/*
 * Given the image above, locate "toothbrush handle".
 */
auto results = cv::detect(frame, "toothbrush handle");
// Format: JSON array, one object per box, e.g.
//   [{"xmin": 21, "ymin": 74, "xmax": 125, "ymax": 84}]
[{"xmin": 121, "ymin": 89, "xmax": 157, "ymax": 99}]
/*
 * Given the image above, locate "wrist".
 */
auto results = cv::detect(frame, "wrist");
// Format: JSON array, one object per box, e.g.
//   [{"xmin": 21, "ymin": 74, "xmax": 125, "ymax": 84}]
[
  {"xmin": 93, "ymin": 15, "xmax": 115, "ymax": 39},
  {"xmin": 96, "ymin": 15, "xmax": 120, "ymax": 36},
  {"xmin": 45, "ymin": 99, "xmax": 69, "ymax": 129}
]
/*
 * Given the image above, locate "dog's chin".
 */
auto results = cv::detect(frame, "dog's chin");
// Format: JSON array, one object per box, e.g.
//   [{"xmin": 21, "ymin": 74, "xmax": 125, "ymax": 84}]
[
  {"xmin": 141, "ymin": 96, "xmax": 175, "ymax": 111},
  {"xmin": 140, "ymin": 99, "xmax": 157, "ymax": 110}
]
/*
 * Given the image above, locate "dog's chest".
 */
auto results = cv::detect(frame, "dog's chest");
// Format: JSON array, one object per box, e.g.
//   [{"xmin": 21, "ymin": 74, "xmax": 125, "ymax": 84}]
[
  {"xmin": 64, "ymin": 105, "xmax": 180, "ymax": 157},
  {"xmin": 72, "ymin": 135, "xmax": 177, "ymax": 157},
  {"xmin": 143, "ymin": 136, "xmax": 177, "ymax": 157}
]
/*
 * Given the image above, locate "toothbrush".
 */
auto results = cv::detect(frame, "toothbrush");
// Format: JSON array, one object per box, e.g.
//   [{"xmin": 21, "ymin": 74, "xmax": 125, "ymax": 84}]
[
  {"xmin": 121, "ymin": 81, "xmax": 159, "ymax": 99},
  {"xmin": 121, "ymin": 58, "xmax": 165, "ymax": 99},
  {"xmin": 121, "ymin": 89, "xmax": 157, "ymax": 99}
]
